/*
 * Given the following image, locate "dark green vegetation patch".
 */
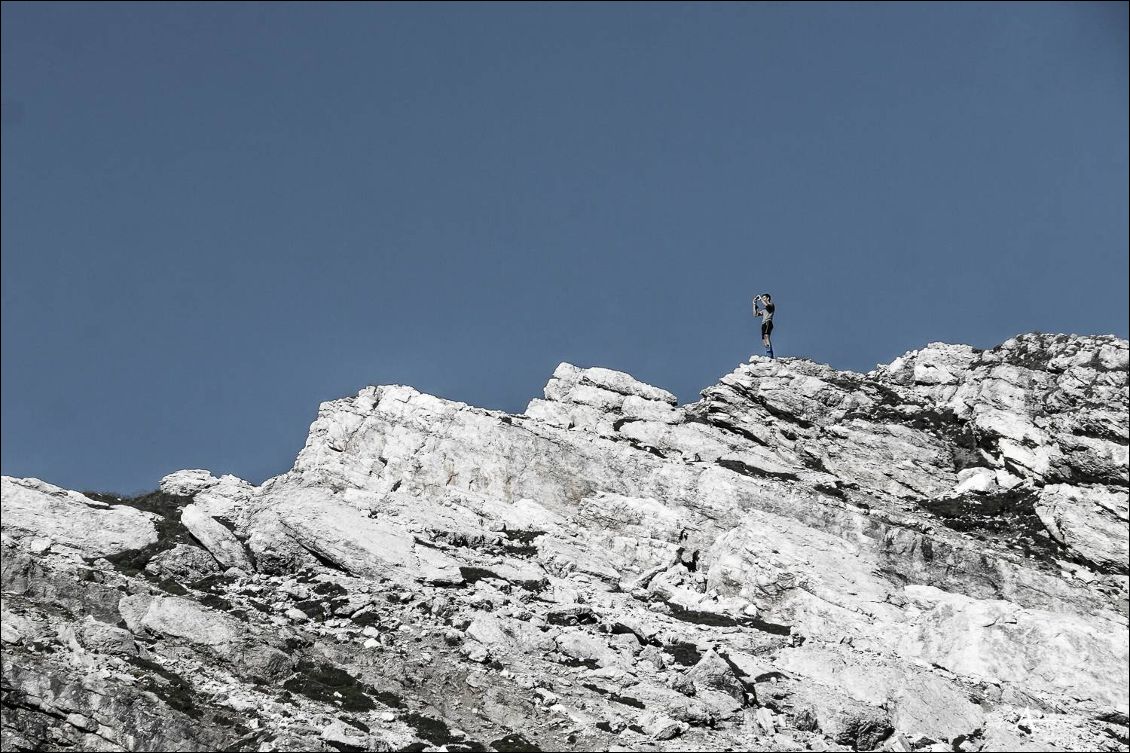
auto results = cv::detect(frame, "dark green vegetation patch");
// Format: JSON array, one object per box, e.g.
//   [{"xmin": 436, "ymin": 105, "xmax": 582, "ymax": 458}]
[
  {"xmin": 313, "ymin": 581, "xmax": 348, "ymax": 597},
  {"xmin": 91, "ymin": 490, "xmax": 196, "ymax": 577},
  {"xmin": 126, "ymin": 655, "xmax": 202, "ymax": 719},
  {"xmin": 282, "ymin": 660, "xmax": 377, "ymax": 712},
  {"xmin": 490, "ymin": 733, "xmax": 541, "ymax": 752},
  {"xmin": 918, "ymin": 489, "xmax": 1075, "ymax": 567},
  {"xmin": 661, "ymin": 640, "xmax": 702, "ymax": 666},
  {"xmin": 372, "ymin": 689, "xmax": 405, "ymax": 709},
  {"xmin": 403, "ymin": 712, "xmax": 453, "ymax": 744}
]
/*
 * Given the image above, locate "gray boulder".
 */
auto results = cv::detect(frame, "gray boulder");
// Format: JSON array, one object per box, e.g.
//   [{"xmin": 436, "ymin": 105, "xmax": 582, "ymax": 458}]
[
  {"xmin": 180, "ymin": 504, "xmax": 254, "ymax": 571},
  {"xmin": 144, "ymin": 543, "xmax": 220, "ymax": 582}
]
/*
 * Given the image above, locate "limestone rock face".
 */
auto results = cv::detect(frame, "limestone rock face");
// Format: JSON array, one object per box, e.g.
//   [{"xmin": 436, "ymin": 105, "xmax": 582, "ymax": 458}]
[
  {"xmin": 0, "ymin": 476, "xmax": 159, "ymax": 558},
  {"xmin": 2, "ymin": 332, "xmax": 1127, "ymax": 752},
  {"xmin": 117, "ymin": 593, "xmax": 243, "ymax": 647}
]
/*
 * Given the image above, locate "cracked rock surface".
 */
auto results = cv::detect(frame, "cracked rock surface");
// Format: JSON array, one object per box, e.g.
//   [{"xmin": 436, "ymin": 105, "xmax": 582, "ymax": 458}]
[{"xmin": 2, "ymin": 332, "xmax": 1128, "ymax": 752}]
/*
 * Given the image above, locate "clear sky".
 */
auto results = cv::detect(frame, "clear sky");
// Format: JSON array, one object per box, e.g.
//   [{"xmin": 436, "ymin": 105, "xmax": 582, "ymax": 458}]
[{"xmin": 3, "ymin": 2, "xmax": 1127, "ymax": 494}]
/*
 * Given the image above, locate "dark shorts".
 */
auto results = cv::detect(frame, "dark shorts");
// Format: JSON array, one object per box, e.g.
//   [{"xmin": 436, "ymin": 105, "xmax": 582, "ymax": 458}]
[{"xmin": 761, "ymin": 320, "xmax": 773, "ymax": 337}]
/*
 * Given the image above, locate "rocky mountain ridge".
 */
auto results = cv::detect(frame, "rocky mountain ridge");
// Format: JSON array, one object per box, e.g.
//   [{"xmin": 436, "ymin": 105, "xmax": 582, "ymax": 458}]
[{"xmin": 2, "ymin": 332, "xmax": 1128, "ymax": 752}]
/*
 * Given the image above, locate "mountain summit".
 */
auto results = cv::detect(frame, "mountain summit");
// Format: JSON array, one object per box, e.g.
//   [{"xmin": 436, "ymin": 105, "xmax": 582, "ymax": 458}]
[{"xmin": 3, "ymin": 333, "xmax": 1127, "ymax": 751}]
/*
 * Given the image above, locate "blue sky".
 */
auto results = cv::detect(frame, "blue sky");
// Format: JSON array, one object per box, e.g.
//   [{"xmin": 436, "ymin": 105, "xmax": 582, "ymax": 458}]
[{"xmin": 3, "ymin": 2, "xmax": 1127, "ymax": 493}]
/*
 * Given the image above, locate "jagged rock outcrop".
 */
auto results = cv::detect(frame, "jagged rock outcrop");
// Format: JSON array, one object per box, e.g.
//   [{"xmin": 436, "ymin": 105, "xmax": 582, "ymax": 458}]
[{"xmin": 2, "ymin": 333, "xmax": 1127, "ymax": 752}]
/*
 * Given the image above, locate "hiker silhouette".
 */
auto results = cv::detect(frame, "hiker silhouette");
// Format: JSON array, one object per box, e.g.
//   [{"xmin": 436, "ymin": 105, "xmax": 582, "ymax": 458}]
[{"xmin": 753, "ymin": 294, "xmax": 774, "ymax": 359}]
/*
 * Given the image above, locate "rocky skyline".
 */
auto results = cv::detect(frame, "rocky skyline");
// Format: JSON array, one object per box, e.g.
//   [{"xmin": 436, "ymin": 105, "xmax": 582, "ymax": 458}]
[{"xmin": 2, "ymin": 332, "xmax": 1127, "ymax": 751}]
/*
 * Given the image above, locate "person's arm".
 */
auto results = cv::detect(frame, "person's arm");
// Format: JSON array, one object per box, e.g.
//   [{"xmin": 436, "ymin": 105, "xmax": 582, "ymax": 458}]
[{"xmin": 752, "ymin": 297, "xmax": 762, "ymax": 317}]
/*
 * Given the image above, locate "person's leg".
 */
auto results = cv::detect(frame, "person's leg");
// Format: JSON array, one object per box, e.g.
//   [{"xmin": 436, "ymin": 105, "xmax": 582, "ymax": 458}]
[{"xmin": 763, "ymin": 322, "xmax": 774, "ymax": 359}]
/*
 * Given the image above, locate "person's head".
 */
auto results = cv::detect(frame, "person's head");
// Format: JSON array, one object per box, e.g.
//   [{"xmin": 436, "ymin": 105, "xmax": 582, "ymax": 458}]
[{"xmin": 761, "ymin": 293, "xmax": 772, "ymax": 303}]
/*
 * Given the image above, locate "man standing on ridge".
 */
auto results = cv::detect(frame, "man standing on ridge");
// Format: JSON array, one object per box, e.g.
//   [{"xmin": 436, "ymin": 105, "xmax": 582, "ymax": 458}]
[{"xmin": 753, "ymin": 293, "xmax": 775, "ymax": 359}]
